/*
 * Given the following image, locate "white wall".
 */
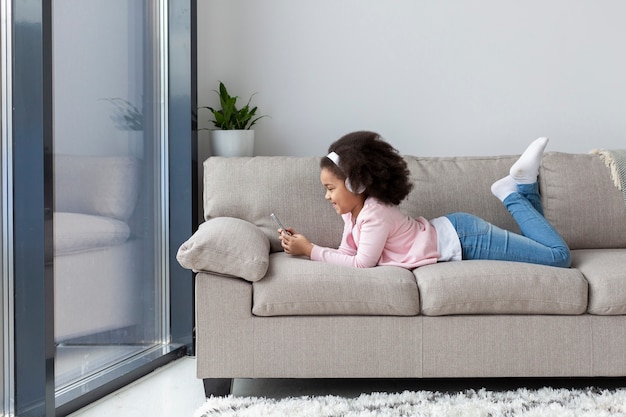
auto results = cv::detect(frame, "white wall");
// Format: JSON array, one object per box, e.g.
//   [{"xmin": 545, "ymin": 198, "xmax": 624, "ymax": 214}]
[{"xmin": 197, "ymin": 0, "xmax": 626, "ymax": 157}]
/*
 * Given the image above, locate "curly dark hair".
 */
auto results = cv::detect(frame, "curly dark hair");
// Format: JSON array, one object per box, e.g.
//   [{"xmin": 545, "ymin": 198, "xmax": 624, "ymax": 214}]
[{"xmin": 319, "ymin": 131, "xmax": 413, "ymax": 205}]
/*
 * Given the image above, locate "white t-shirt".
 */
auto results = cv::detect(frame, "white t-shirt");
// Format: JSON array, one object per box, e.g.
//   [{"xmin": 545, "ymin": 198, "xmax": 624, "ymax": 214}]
[{"xmin": 430, "ymin": 216, "xmax": 462, "ymax": 262}]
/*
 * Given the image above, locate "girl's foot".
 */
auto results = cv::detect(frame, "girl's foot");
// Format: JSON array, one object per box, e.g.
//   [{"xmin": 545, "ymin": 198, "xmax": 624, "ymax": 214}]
[
  {"xmin": 491, "ymin": 175, "xmax": 517, "ymax": 202},
  {"xmin": 509, "ymin": 137, "xmax": 549, "ymax": 184}
]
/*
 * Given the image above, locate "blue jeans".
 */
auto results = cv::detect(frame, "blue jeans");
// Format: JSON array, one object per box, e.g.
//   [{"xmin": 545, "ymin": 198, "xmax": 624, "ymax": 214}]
[{"xmin": 445, "ymin": 182, "xmax": 571, "ymax": 268}]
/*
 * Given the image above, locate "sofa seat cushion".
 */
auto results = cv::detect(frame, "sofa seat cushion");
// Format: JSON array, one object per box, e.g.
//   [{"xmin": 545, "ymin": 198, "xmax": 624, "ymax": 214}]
[
  {"xmin": 252, "ymin": 252, "xmax": 420, "ymax": 316},
  {"xmin": 414, "ymin": 260, "xmax": 588, "ymax": 316},
  {"xmin": 572, "ymin": 249, "xmax": 626, "ymax": 315},
  {"xmin": 54, "ymin": 212, "xmax": 130, "ymax": 256}
]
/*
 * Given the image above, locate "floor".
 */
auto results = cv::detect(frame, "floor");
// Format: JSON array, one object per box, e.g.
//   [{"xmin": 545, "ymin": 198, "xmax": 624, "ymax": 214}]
[
  {"xmin": 66, "ymin": 357, "xmax": 466, "ymax": 416},
  {"xmin": 66, "ymin": 357, "xmax": 449, "ymax": 416},
  {"xmin": 67, "ymin": 356, "xmax": 205, "ymax": 417},
  {"xmin": 67, "ymin": 356, "xmax": 626, "ymax": 417}
]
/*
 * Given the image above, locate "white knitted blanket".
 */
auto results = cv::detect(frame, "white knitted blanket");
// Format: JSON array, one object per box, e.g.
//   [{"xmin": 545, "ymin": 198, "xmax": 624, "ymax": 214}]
[{"xmin": 591, "ymin": 148, "xmax": 626, "ymax": 207}]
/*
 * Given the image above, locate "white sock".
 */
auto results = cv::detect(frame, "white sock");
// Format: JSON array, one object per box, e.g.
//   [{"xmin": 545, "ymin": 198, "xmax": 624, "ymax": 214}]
[
  {"xmin": 491, "ymin": 175, "xmax": 517, "ymax": 202},
  {"xmin": 509, "ymin": 137, "xmax": 549, "ymax": 184}
]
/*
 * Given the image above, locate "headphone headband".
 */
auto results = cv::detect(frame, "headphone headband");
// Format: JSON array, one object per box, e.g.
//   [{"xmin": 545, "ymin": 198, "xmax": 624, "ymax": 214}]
[{"xmin": 325, "ymin": 151, "xmax": 365, "ymax": 194}]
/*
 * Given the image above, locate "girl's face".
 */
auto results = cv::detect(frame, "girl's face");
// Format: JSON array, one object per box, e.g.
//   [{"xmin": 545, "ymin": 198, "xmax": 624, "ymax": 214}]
[{"xmin": 320, "ymin": 167, "xmax": 365, "ymax": 219}]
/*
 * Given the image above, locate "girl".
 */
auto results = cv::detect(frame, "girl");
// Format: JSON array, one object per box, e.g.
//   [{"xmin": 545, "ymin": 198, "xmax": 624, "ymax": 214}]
[{"xmin": 278, "ymin": 131, "xmax": 571, "ymax": 269}]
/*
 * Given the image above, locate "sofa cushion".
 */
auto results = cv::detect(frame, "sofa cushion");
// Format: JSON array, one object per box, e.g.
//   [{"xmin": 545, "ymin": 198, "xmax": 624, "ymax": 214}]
[
  {"xmin": 204, "ymin": 157, "xmax": 344, "ymax": 253},
  {"xmin": 415, "ymin": 260, "xmax": 588, "ymax": 316},
  {"xmin": 54, "ymin": 212, "xmax": 130, "ymax": 256},
  {"xmin": 401, "ymin": 155, "xmax": 520, "ymax": 233},
  {"xmin": 540, "ymin": 152, "xmax": 626, "ymax": 249},
  {"xmin": 176, "ymin": 217, "xmax": 270, "ymax": 282},
  {"xmin": 252, "ymin": 253, "xmax": 420, "ymax": 316},
  {"xmin": 571, "ymin": 249, "xmax": 626, "ymax": 315}
]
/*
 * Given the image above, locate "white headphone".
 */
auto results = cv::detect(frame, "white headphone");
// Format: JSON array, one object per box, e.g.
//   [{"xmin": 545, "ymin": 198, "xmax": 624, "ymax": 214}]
[{"xmin": 326, "ymin": 151, "xmax": 366, "ymax": 194}]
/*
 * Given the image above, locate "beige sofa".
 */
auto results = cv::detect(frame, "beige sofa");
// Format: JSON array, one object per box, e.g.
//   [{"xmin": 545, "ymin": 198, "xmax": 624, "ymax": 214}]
[{"xmin": 178, "ymin": 152, "xmax": 626, "ymax": 396}]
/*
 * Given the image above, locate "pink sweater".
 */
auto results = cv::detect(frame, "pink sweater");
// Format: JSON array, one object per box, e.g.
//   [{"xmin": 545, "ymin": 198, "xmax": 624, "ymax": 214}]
[{"xmin": 310, "ymin": 198, "xmax": 440, "ymax": 269}]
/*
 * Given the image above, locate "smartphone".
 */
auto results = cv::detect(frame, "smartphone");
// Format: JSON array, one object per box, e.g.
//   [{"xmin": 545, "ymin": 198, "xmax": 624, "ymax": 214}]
[{"xmin": 270, "ymin": 213, "xmax": 292, "ymax": 236}]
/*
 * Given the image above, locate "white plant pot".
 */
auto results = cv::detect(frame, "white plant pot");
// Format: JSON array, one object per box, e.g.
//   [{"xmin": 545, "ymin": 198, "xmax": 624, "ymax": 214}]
[{"xmin": 209, "ymin": 129, "xmax": 255, "ymax": 157}]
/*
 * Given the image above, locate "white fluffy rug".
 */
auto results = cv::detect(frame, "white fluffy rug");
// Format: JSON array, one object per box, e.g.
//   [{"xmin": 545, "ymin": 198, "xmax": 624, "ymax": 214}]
[{"xmin": 194, "ymin": 387, "xmax": 626, "ymax": 417}]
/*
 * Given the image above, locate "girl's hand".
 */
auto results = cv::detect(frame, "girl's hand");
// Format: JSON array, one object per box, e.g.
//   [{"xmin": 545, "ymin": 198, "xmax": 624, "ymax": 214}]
[
  {"xmin": 279, "ymin": 230, "xmax": 313, "ymax": 258},
  {"xmin": 276, "ymin": 227, "xmax": 296, "ymax": 238}
]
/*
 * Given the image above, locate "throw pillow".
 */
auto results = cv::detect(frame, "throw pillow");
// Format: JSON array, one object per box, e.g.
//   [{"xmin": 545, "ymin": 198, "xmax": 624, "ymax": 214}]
[{"xmin": 177, "ymin": 217, "xmax": 270, "ymax": 282}]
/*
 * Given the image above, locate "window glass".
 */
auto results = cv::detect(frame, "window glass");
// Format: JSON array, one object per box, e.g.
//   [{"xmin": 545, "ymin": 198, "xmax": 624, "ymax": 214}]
[{"xmin": 52, "ymin": 0, "xmax": 165, "ymax": 395}]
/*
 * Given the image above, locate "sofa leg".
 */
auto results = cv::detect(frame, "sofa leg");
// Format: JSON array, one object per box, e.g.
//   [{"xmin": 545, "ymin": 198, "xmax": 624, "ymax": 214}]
[{"xmin": 203, "ymin": 378, "xmax": 233, "ymax": 397}]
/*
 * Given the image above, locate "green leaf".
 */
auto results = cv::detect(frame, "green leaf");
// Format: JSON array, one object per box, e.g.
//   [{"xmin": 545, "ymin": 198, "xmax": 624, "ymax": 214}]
[{"xmin": 200, "ymin": 81, "xmax": 267, "ymax": 130}]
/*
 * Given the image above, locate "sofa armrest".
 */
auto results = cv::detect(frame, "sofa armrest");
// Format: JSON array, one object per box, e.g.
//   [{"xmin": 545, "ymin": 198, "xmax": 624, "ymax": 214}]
[{"xmin": 177, "ymin": 217, "xmax": 270, "ymax": 282}]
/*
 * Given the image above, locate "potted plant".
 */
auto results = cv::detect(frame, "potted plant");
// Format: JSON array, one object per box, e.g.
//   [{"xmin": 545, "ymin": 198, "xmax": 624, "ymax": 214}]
[{"xmin": 201, "ymin": 81, "xmax": 266, "ymax": 157}]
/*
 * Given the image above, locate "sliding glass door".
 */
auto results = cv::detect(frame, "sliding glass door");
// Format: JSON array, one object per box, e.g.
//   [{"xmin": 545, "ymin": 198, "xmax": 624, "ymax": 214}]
[
  {"xmin": 7, "ymin": 0, "xmax": 195, "ymax": 415},
  {"xmin": 52, "ymin": 0, "xmax": 158, "ymax": 382},
  {"xmin": 52, "ymin": 0, "xmax": 171, "ymax": 407}
]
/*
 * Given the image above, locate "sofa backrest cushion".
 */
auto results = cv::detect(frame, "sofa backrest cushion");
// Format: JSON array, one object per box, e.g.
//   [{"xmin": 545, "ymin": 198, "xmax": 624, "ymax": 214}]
[
  {"xmin": 540, "ymin": 152, "xmax": 626, "ymax": 249},
  {"xmin": 204, "ymin": 152, "xmax": 626, "ymax": 254},
  {"xmin": 204, "ymin": 155, "xmax": 523, "ymax": 253},
  {"xmin": 400, "ymin": 155, "xmax": 519, "ymax": 233},
  {"xmin": 55, "ymin": 155, "xmax": 141, "ymax": 222},
  {"xmin": 204, "ymin": 156, "xmax": 344, "ymax": 252}
]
